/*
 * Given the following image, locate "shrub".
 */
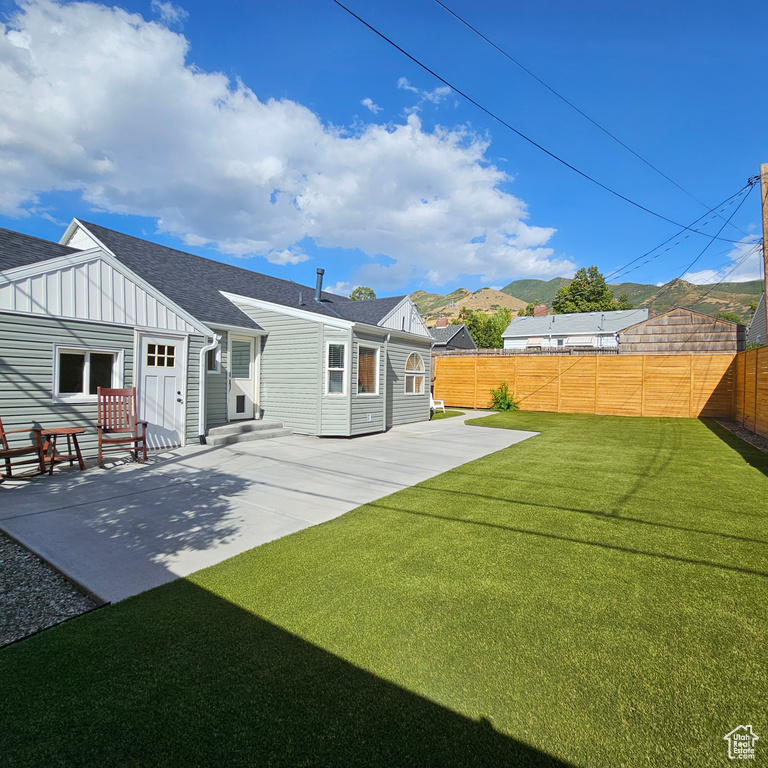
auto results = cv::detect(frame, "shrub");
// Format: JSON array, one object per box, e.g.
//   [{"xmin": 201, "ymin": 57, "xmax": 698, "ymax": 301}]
[{"xmin": 489, "ymin": 381, "xmax": 519, "ymax": 411}]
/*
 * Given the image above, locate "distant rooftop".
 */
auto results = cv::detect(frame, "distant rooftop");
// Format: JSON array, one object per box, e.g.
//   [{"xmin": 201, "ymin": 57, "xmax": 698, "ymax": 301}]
[{"xmin": 502, "ymin": 308, "xmax": 649, "ymax": 337}]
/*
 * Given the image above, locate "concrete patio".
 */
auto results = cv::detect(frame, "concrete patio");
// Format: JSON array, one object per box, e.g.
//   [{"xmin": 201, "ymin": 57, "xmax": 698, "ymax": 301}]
[{"xmin": 0, "ymin": 412, "xmax": 536, "ymax": 603}]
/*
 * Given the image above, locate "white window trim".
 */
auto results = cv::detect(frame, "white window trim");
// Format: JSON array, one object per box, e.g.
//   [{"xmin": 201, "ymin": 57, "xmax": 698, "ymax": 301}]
[
  {"xmin": 52, "ymin": 344, "xmax": 124, "ymax": 404},
  {"xmin": 356, "ymin": 345, "xmax": 380, "ymax": 396},
  {"xmin": 325, "ymin": 340, "xmax": 348, "ymax": 396},
  {"xmin": 404, "ymin": 352, "xmax": 426, "ymax": 396},
  {"xmin": 206, "ymin": 344, "xmax": 222, "ymax": 374}
]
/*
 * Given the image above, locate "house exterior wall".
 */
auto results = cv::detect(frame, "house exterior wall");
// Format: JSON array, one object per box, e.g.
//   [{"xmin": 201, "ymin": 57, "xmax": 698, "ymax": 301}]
[
  {"xmin": 503, "ymin": 333, "xmax": 617, "ymax": 350},
  {"xmin": 231, "ymin": 302, "xmax": 320, "ymax": 435},
  {"xmin": 386, "ymin": 337, "xmax": 432, "ymax": 427},
  {"xmin": 0, "ymin": 253, "xmax": 198, "ymax": 334},
  {"xmin": 320, "ymin": 326, "xmax": 352, "ymax": 436},
  {"xmin": 350, "ymin": 330, "xmax": 385, "ymax": 436},
  {"xmin": 619, "ymin": 308, "xmax": 746, "ymax": 354},
  {"xmin": 446, "ymin": 326, "xmax": 477, "ymax": 350},
  {"xmin": 0, "ymin": 312, "xmax": 136, "ymax": 458},
  {"xmin": 205, "ymin": 329, "xmax": 229, "ymax": 428},
  {"xmin": 185, "ymin": 334, "xmax": 204, "ymax": 445}
]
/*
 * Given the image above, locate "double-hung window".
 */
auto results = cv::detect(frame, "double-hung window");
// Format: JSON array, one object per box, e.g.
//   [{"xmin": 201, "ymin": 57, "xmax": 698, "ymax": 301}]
[
  {"xmin": 404, "ymin": 352, "xmax": 425, "ymax": 395},
  {"xmin": 53, "ymin": 346, "xmax": 122, "ymax": 402},
  {"xmin": 326, "ymin": 342, "xmax": 346, "ymax": 395}
]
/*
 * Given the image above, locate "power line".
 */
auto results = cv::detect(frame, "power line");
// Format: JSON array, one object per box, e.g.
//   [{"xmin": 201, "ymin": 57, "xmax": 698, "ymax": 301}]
[
  {"xmin": 432, "ymin": 0, "xmax": 750, "ymax": 239},
  {"xmin": 332, "ymin": 0, "xmax": 745, "ymax": 244},
  {"xmin": 605, "ymin": 184, "xmax": 754, "ymax": 284}
]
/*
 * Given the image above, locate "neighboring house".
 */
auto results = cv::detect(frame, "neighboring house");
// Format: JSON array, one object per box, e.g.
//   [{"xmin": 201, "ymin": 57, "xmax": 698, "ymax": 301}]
[
  {"xmin": 618, "ymin": 307, "xmax": 746, "ymax": 354},
  {"xmin": 747, "ymin": 293, "xmax": 766, "ymax": 347},
  {"xmin": 0, "ymin": 220, "xmax": 433, "ymax": 459},
  {"xmin": 429, "ymin": 323, "xmax": 477, "ymax": 351},
  {"xmin": 501, "ymin": 309, "xmax": 648, "ymax": 351}
]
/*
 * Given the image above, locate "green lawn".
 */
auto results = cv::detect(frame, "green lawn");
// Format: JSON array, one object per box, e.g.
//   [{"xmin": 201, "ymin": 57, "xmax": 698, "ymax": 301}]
[
  {"xmin": 1, "ymin": 413, "xmax": 766, "ymax": 767},
  {"xmin": 430, "ymin": 408, "xmax": 464, "ymax": 420}
]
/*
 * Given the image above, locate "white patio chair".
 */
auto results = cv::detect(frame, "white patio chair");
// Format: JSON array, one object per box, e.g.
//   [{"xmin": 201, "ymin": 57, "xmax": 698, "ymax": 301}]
[{"xmin": 430, "ymin": 393, "xmax": 446, "ymax": 413}]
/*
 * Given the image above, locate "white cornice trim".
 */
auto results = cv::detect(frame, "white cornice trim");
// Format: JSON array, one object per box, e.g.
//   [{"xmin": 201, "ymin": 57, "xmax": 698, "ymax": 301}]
[
  {"xmin": 220, "ymin": 291, "xmax": 354, "ymax": 329},
  {"xmin": 206, "ymin": 322, "xmax": 267, "ymax": 336}
]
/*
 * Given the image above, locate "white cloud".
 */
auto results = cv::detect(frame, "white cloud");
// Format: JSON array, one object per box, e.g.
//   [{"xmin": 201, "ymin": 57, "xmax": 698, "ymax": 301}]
[
  {"xmin": 150, "ymin": 0, "xmax": 188, "ymax": 27},
  {"xmin": 0, "ymin": 0, "xmax": 570, "ymax": 286},
  {"xmin": 684, "ymin": 236, "xmax": 763, "ymax": 284},
  {"xmin": 361, "ymin": 97, "xmax": 382, "ymax": 114},
  {"xmin": 324, "ymin": 281, "xmax": 354, "ymax": 296}
]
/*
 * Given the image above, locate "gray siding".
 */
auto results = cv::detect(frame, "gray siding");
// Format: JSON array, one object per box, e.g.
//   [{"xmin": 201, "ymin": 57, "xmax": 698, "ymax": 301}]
[
  {"xmin": 0, "ymin": 312, "xmax": 135, "ymax": 459},
  {"xmin": 205, "ymin": 330, "xmax": 229, "ymax": 427},
  {"xmin": 386, "ymin": 338, "xmax": 432, "ymax": 427},
  {"xmin": 232, "ymin": 303, "xmax": 320, "ymax": 435},
  {"xmin": 186, "ymin": 334, "xmax": 205, "ymax": 444},
  {"xmin": 350, "ymin": 331, "xmax": 385, "ymax": 435},
  {"xmin": 321, "ymin": 327, "xmax": 351, "ymax": 436}
]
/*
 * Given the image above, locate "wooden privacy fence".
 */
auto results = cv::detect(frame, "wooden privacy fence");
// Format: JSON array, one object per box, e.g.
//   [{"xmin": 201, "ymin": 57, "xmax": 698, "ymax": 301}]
[
  {"xmin": 433, "ymin": 354, "xmax": 738, "ymax": 419},
  {"xmin": 733, "ymin": 345, "xmax": 768, "ymax": 438}
]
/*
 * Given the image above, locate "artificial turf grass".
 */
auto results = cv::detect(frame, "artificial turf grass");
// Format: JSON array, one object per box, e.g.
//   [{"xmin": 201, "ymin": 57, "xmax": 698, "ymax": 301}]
[
  {"xmin": 1, "ymin": 413, "xmax": 766, "ymax": 767},
  {"xmin": 430, "ymin": 409, "xmax": 464, "ymax": 420}
]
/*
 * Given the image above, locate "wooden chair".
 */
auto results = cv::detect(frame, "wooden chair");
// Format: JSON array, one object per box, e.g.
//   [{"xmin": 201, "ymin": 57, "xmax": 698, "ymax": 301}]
[
  {"xmin": 0, "ymin": 416, "xmax": 45, "ymax": 478},
  {"xmin": 96, "ymin": 387, "xmax": 148, "ymax": 466}
]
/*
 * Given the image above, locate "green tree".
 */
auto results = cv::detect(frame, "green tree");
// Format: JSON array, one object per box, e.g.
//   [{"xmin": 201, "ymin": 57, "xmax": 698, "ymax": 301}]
[
  {"xmin": 748, "ymin": 300, "xmax": 758, "ymax": 317},
  {"xmin": 349, "ymin": 286, "xmax": 376, "ymax": 301},
  {"xmin": 715, "ymin": 311, "xmax": 743, "ymax": 324},
  {"xmin": 551, "ymin": 266, "xmax": 634, "ymax": 314},
  {"xmin": 452, "ymin": 307, "xmax": 511, "ymax": 349}
]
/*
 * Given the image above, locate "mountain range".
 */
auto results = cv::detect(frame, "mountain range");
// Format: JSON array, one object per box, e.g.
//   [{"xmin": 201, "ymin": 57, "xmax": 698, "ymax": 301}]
[{"xmin": 412, "ymin": 278, "xmax": 764, "ymax": 325}]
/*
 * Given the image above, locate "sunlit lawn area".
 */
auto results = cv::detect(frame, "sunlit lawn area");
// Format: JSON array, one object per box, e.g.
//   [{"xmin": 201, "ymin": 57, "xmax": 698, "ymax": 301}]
[{"xmin": 1, "ymin": 412, "xmax": 766, "ymax": 767}]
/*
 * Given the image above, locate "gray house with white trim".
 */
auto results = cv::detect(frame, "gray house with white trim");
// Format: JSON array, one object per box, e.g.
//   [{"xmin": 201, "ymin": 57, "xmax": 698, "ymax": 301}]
[
  {"xmin": 0, "ymin": 220, "xmax": 433, "ymax": 459},
  {"xmin": 502, "ymin": 309, "xmax": 649, "ymax": 351}
]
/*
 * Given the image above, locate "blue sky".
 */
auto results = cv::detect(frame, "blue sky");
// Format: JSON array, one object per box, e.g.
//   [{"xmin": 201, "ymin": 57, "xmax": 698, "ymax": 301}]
[{"xmin": 1, "ymin": 0, "xmax": 766, "ymax": 297}]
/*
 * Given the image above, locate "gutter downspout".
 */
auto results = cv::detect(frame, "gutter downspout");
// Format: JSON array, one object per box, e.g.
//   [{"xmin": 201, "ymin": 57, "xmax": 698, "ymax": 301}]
[
  {"xmin": 198, "ymin": 333, "xmax": 221, "ymax": 445},
  {"xmin": 382, "ymin": 333, "xmax": 390, "ymax": 432}
]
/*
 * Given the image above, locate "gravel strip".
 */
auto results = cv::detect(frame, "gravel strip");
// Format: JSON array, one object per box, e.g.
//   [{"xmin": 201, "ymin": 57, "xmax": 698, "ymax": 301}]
[
  {"xmin": 0, "ymin": 531, "xmax": 99, "ymax": 649},
  {"xmin": 713, "ymin": 419, "xmax": 768, "ymax": 455}
]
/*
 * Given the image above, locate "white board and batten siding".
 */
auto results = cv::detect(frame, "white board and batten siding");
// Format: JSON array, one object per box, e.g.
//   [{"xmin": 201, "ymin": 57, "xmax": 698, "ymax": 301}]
[
  {"xmin": 0, "ymin": 254, "xmax": 198, "ymax": 334},
  {"xmin": 380, "ymin": 299, "xmax": 431, "ymax": 338}
]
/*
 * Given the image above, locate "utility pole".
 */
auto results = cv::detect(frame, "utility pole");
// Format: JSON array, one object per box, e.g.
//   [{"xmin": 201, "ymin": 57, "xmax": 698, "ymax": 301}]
[{"xmin": 762, "ymin": 164, "xmax": 768, "ymax": 333}]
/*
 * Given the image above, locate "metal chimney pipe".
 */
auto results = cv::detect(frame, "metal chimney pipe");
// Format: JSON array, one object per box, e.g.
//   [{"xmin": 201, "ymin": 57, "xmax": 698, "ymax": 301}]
[{"xmin": 315, "ymin": 268, "xmax": 324, "ymax": 302}]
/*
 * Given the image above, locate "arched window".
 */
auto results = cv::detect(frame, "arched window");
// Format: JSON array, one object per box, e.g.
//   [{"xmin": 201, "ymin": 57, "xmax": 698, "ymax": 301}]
[{"xmin": 404, "ymin": 352, "xmax": 425, "ymax": 395}]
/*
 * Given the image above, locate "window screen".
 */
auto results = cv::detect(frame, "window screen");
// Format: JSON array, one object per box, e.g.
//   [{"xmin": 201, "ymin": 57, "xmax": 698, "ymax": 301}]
[
  {"xmin": 357, "ymin": 347, "xmax": 377, "ymax": 394},
  {"xmin": 231, "ymin": 341, "xmax": 251, "ymax": 378},
  {"xmin": 89, "ymin": 353, "xmax": 115, "ymax": 394},
  {"xmin": 404, "ymin": 353, "xmax": 425, "ymax": 395},
  {"xmin": 327, "ymin": 344, "xmax": 345, "ymax": 395},
  {"xmin": 59, "ymin": 353, "xmax": 85, "ymax": 394}
]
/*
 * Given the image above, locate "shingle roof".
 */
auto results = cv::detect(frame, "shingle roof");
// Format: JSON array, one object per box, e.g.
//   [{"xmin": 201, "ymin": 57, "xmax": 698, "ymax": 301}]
[
  {"xmin": 747, "ymin": 293, "xmax": 766, "ymax": 346},
  {"xmin": 78, "ymin": 222, "xmax": 410, "ymax": 330},
  {"xmin": 430, "ymin": 325, "xmax": 462, "ymax": 344},
  {"xmin": 0, "ymin": 228, "xmax": 79, "ymax": 271},
  {"xmin": 502, "ymin": 308, "xmax": 649, "ymax": 337}
]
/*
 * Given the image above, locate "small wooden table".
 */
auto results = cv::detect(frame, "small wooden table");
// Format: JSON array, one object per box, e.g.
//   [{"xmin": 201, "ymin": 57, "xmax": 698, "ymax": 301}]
[{"xmin": 42, "ymin": 428, "xmax": 86, "ymax": 475}]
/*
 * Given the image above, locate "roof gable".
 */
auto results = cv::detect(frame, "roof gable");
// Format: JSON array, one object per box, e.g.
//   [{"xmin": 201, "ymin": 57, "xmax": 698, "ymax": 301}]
[
  {"xmin": 64, "ymin": 221, "xmax": 413, "ymax": 332},
  {"xmin": 0, "ymin": 247, "xmax": 211, "ymax": 335}
]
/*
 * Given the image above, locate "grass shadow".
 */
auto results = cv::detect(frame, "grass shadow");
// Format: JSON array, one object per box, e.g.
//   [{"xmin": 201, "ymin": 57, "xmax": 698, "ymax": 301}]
[
  {"xmin": 0, "ymin": 580, "xmax": 574, "ymax": 768},
  {"xmin": 699, "ymin": 418, "xmax": 768, "ymax": 478}
]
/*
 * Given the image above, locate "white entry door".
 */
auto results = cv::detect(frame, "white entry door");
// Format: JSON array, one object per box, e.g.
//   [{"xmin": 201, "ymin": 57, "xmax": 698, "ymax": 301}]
[
  {"xmin": 228, "ymin": 335, "xmax": 256, "ymax": 420},
  {"xmin": 139, "ymin": 335, "xmax": 185, "ymax": 449}
]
